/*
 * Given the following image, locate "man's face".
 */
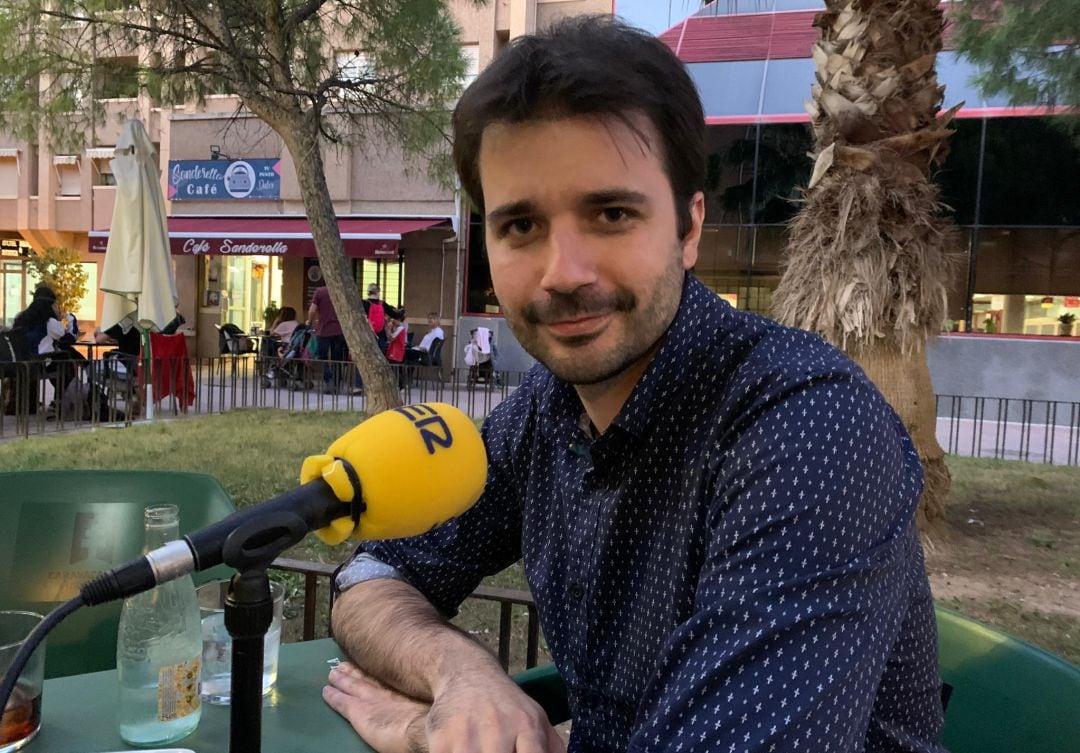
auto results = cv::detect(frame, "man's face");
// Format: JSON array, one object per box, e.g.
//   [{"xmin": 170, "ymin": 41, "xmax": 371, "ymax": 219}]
[{"xmin": 478, "ymin": 114, "xmax": 702, "ymax": 385}]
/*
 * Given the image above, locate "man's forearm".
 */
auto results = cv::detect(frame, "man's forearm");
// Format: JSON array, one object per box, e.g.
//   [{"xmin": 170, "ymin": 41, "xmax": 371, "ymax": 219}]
[{"xmin": 331, "ymin": 579, "xmax": 504, "ymax": 703}]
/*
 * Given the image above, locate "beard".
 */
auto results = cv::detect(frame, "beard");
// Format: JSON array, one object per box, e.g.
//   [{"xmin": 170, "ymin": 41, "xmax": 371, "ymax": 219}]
[{"xmin": 501, "ymin": 246, "xmax": 686, "ymax": 386}]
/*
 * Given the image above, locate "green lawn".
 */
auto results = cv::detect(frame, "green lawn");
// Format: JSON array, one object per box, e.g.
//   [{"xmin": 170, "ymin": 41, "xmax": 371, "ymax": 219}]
[{"xmin": 2, "ymin": 409, "xmax": 1077, "ymax": 667}]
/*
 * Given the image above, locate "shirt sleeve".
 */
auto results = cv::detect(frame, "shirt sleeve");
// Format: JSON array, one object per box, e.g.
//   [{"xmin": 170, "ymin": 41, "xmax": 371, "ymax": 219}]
[
  {"xmin": 46, "ymin": 317, "xmax": 65, "ymax": 341},
  {"xmin": 628, "ymin": 376, "xmax": 942, "ymax": 752},
  {"xmin": 358, "ymin": 389, "xmax": 532, "ymax": 617}
]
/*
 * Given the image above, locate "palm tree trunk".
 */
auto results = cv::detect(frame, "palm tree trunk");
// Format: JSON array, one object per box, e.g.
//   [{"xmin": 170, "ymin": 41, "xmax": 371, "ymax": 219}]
[
  {"xmin": 772, "ymin": 0, "xmax": 962, "ymax": 537},
  {"xmin": 281, "ymin": 116, "xmax": 402, "ymax": 415},
  {"xmin": 857, "ymin": 344, "xmax": 948, "ymax": 533}
]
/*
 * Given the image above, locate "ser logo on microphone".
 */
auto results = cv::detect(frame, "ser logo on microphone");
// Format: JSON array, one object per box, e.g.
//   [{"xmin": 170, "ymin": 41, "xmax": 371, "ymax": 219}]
[{"xmin": 394, "ymin": 404, "xmax": 454, "ymax": 455}]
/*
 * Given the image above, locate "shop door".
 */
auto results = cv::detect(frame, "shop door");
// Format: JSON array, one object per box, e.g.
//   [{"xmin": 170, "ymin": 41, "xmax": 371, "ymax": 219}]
[{"xmin": 1, "ymin": 259, "xmax": 28, "ymax": 328}]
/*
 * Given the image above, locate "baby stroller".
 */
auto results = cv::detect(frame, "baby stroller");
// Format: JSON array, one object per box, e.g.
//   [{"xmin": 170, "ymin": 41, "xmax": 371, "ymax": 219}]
[
  {"xmin": 464, "ymin": 327, "xmax": 499, "ymax": 387},
  {"xmin": 261, "ymin": 325, "xmax": 316, "ymax": 390}
]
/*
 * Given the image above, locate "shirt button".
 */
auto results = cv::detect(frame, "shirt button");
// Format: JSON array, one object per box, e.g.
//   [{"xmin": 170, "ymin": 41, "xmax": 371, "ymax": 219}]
[{"xmin": 569, "ymin": 582, "xmax": 585, "ymax": 601}]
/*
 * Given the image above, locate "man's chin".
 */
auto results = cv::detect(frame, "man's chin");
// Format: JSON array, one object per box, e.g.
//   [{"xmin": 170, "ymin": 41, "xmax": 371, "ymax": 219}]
[{"xmin": 541, "ymin": 348, "xmax": 645, "ymax": 386}]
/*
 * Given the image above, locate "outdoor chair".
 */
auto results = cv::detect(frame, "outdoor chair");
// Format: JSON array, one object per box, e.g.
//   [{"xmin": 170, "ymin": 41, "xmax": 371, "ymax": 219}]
[
  {"xmin": 0, "ymin": 470, "xmax": 237, "ymax": 678},
  {"xmin": 216, "ymin": 322, "xmax": 256, "ymax": 356},
  {"xmin": 508, "ymin": 606, "xmax": 1080, "ymax": 747},
  {"xmin": 937, "ymin": 606, "xmax": 1080, "ymax": 753}
]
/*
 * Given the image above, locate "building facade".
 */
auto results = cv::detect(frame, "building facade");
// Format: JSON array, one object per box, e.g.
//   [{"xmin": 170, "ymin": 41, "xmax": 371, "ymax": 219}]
[
  {"xmin": 0, "ymin": 0, "xmax": 611, "ymax": 361},
  {"xmin": 651, "ymin": 1, "xmax": 1079, "ymax": 337}
]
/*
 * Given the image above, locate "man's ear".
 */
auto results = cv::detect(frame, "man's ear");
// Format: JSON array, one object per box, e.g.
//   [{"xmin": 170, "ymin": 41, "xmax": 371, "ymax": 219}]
[{"xmin": 681, "ymin": 192, "xmax": 705, "ymax": 270}]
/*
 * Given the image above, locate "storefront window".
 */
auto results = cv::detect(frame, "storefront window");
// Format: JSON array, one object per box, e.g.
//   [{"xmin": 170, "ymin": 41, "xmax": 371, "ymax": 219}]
[
  {"xmin": 751, "ymin": 125, "xmax": 813, "ymax": 225},
  {"xmin": 936, "ymin": 118, "xmax": 981, "ymax": 226},
  {"xmin": 979, "ymin": 117, "xmax": 1080, "ymax": 226},
  {"xmin": 356, "ymin": 259, "xmax": 404, "ymax": 309},
  {"xmin": 704, "ymin": 124, "xmax": 758, "ymax": 225},
  {"xmin": 973, "ymin": 228, "xmax": 1080, "ymax": 334},
  {"xmin": 208, "ymin": 255, "xmax": 283, "ymax": 331}
]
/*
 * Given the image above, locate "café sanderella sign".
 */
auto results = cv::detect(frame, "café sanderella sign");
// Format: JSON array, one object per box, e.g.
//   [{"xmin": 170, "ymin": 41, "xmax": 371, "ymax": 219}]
[{"xmin": 168, "ymin": 159, "xmax": 281, "ymax": 200}]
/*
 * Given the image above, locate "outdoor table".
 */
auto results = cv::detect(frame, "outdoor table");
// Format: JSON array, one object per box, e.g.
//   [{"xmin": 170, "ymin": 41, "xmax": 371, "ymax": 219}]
[
  {"xmin": 70, "ymin": 340, "xmax": 104, "ymax": 359},
  {"xmin": 28, "ymin": 637, "xmax": 376, "ymax": 753}
]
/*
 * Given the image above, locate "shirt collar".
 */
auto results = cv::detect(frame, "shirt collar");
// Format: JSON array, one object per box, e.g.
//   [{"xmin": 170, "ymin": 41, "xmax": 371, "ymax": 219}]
[{"xmin": 536, "ymin": 274, "xmax": 726, "ymax": 442}]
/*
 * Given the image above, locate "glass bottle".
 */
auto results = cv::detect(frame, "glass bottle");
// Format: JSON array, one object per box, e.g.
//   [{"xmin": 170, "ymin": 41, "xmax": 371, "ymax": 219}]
[{"xmin": 116, "ymin": 504, "xmax": 202, "ymax": 746}]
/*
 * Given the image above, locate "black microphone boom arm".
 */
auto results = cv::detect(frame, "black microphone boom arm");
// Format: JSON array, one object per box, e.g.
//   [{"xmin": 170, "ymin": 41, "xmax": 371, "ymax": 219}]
[{"xmin": 81, "ymin": 474, "xmax": 354, "ymax": 606}]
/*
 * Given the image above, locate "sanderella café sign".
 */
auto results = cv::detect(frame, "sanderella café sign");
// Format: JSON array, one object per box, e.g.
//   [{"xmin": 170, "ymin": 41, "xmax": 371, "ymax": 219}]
[{"xmin": 168, "ymin": 159, "xmax": 282, "ymax": 200}]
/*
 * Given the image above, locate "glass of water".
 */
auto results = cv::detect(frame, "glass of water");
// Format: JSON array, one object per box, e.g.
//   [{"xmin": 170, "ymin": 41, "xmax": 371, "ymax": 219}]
[{"xmin": 195, "ymin": 580, "xmax": 284, "ymax": 705}]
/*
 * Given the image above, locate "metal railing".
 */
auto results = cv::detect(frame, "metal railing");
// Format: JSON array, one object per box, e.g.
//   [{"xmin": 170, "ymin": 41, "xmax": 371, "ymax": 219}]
[
  {"xmin": 936, "ymin": 394, "xmax": 1080, "ymax": 466},
  {"xmin": 0, "ymin": 352, "xmax": 525, "ymax": 438},
  {"xmin": 268, "ymin": 557, "xmax": 543, "ymax": 673},
  {"xmin": 5, "ymin": 353, "xmax": 1080, "ymax": 468}
]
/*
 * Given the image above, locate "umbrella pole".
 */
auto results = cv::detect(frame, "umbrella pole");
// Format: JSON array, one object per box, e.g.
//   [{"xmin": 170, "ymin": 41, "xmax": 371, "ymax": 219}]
[{"xmin": 142, "ymin": 328, "xmax": 154, "ymax": 421}]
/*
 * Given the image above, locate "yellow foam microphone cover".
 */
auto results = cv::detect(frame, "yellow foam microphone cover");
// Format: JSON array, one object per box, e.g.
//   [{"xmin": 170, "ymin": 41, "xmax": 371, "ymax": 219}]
[{"xmin": 302, "ymin": 403, "xmax": 487, "ymax": 544}]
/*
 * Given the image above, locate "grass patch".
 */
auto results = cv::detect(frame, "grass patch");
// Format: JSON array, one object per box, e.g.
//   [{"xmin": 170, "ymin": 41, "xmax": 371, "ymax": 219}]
[
  {"xmin": 940, "ymin": 456, "xmax": 1080, "ymax": 582},
  {"xmin": 1, "ymin": 414, "xmax": 1076, "ymax": 670}
]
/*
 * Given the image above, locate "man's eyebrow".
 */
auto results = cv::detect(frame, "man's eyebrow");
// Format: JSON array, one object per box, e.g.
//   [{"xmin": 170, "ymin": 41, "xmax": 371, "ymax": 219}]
[
  {"xmin": 579, "ymin": 189, "xmax": 650, "ymax": 207},
  {"xmin": 486, "ymin": 200, "xmax": 537, "ymax": 224}
]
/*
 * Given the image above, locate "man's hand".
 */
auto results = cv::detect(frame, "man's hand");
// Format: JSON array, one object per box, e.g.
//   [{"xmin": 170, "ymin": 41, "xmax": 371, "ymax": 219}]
[
  {"xmin": 323, "ymin": 661, "xmax": 565, "ymax": 753},
  {"xmin": 324, "ymin": 662, "xmax": 428, "ymax": 753},
  {"xmin": 423, "ymin": 669, "xmax": 565, "ymax": 753}
]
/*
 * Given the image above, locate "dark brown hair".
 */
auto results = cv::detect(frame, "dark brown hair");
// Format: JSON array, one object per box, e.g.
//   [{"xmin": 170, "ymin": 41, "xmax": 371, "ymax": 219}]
[{"xmin": 452, "ymin": 16, "xmax": 706, "ymax": 239}]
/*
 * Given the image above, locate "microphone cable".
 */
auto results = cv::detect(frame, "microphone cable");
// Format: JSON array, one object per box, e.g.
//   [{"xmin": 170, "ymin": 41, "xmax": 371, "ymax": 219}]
[{"xmin": 0, "ymin": 594, "xmax": 85, "ymax": 719}]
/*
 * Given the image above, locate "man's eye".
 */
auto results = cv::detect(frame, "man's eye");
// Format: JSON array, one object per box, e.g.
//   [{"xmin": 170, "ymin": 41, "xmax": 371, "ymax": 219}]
[
  {"xmin": 503, "ymin": 219, "xmax": 535, "ymax": 236},
  {"xmin": 600, "ymin": 207, "xmax": 630, "ymax": 223}
]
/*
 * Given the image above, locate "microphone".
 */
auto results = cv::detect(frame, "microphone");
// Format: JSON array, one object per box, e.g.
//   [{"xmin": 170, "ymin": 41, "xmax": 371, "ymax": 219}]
[{"xmin": 80, "ymin": 403, "xmax": 487, "ymax": 605}]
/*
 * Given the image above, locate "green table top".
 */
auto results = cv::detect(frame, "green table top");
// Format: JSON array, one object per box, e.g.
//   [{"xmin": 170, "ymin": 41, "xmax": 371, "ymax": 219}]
[{"xmin": 29, "ymin": 638, "xmax": 374, "ymax": 753}]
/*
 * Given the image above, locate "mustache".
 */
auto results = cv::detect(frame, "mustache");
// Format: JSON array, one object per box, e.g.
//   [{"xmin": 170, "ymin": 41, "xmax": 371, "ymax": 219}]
[{"xmin": 522, "ymin": 288, "xmax": 637, "ymax": 325}]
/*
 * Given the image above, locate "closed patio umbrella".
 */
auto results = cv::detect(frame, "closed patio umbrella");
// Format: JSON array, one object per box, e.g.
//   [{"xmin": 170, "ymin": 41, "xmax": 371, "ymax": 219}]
[{"xmin": 99, "ymin": 119, "xmax": 177, "ymax": 420}]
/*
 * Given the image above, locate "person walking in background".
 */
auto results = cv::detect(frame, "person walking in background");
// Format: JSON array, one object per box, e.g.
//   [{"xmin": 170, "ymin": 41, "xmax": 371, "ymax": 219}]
[
  {"xmin": 404, "ymin": 313, "xmax": 445, "ymax": 365},
  {"xmin": 306, "ymin": 286, "xmax": 346, "ymax": 393},
  {"xmin": 362, "ymin": 283, "xmax": 388, "ymax": 353}
]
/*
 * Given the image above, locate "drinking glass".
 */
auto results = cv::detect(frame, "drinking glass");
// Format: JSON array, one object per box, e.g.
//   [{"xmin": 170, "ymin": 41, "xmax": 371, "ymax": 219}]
[
  {"xmin": 196, "ymin": 580, "xmax": 284, "ymax": 705},
  {"xmin": 0, "ymin": 611, "xmax": 46, "ymax": 753}
]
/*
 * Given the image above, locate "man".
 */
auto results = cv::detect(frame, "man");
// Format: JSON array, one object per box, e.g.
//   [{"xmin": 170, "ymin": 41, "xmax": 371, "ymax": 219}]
[
  {"xmin": 362, "ymin": 283, "xmax": 389, "ymax": 353},
  {"xmin": 306, "ymin": 285, "xmax": 346, "ymax": 392},
  {"xmin": 404, "ymin": 313, "xmax": 445, "ymax": 365},
  {"xmin": 324, "ymin": 17, "xmax": 944, "ymax": 753}
]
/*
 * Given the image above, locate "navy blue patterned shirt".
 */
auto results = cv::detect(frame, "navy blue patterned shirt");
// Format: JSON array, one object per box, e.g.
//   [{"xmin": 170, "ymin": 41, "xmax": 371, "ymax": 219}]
[{"xmin": 357, "ymin": 275, "xmax": 945, "ymax": 752}]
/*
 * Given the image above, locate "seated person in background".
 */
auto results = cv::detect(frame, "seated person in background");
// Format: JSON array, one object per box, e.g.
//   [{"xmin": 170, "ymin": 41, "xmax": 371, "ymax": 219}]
[
  {"xmin": 404, "ymin": 313, "xmax": 444, "ymax": 365},
  {"xmin": 13, "ymin": 284, "xmax": 86, "ymax": 392},
  {"xmin": 271, "ymin": 306, "xmax": 300, "ymax": 341},
  {"xmin": 384, "ymin": 311, "xmax": 407, "ymax": 364},
  {"xmin": 161, "ymin": 309, "xmax": 186, "ymax": 335},
  {"xmin": 266, "ymin": 306, "xmax": 299, "ymax": 358},
  {"xmin": 93, "ymin": 319, "xmax": 141, "ymax": 372}
]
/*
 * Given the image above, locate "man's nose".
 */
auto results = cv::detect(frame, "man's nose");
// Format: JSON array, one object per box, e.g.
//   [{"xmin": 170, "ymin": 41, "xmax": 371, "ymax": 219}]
[{"xmin": 539, "ymin": 224, "xmax": 598, "ymax": 294}]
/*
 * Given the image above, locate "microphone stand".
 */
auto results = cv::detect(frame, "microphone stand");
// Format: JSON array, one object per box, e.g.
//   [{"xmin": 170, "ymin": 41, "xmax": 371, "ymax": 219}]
[
  {"xmin": 219, "ymin": 510, "xmax": 321, "ymax": 753},
  {"xmin": 224, "ymin": 569, "xmax": 273, "ymax": 753}
]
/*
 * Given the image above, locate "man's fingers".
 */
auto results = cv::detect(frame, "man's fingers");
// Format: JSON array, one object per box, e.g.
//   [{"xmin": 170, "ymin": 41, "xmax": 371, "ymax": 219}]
[
  {"xmin": 512, "ymin": 719, "xmax": 565, "ymax": 753},
  {"xmin": 545, "ymin": 723, "xmax": 567, "ymax": 753},
  {"xmin": 327, "ymin": 663, "xmax": 381, "ymax": 697},
  {"xmin": 322, "ymin": 683, "xmax": 362, "ymax": 727}
]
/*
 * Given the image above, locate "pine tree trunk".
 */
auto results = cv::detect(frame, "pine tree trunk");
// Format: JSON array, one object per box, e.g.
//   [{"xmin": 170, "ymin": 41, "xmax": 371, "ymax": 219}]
[
  {"xmin": 281, "ymin": 118, "xmax": 402, "ymax": 414},
  {"xmin": 772, "ymin": 0, "xmax": 961, "ymax": 536}
]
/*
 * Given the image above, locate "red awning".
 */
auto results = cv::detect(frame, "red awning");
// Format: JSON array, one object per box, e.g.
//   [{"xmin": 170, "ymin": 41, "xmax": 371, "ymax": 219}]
[{"xmin": 89, "ymin": 216, "xmax": 449, "ymax": 257}]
